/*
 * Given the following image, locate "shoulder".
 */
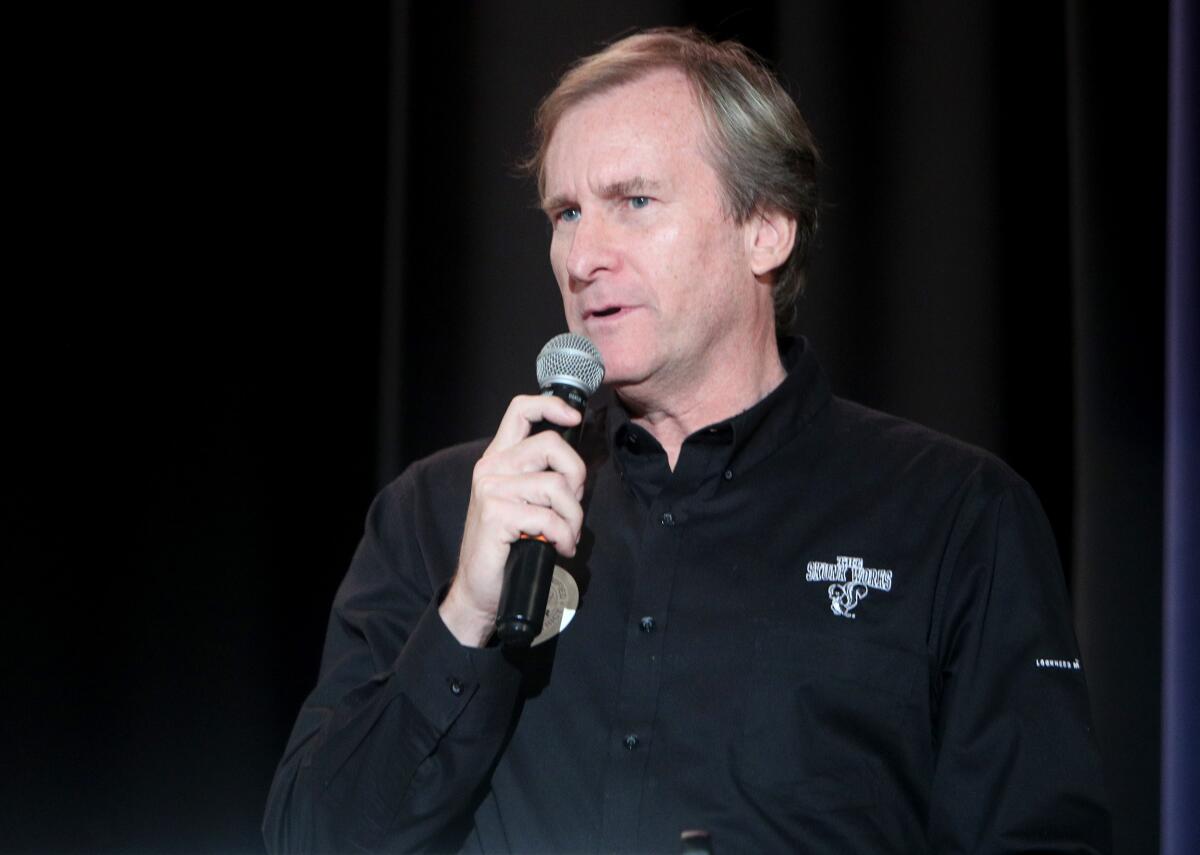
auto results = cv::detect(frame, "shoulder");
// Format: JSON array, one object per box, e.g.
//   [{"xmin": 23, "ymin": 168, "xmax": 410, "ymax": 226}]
[
  {"xmin": 350, "ymin": 439, "xmax": 493, "ymax": 580},
  {"xmin": 370, "ymin": 438, "xmax": 491, "ymax": 521},
  {"xmin": 403, "ymin": 438, "xmax": 491, "ymax": 489},
  {"xmin": 819, "ymin": 400, "xmax": 1065, "ymax": 612},
  {"xmin": 821, "ymin": 396, "xmax": 1035, "ymax": 507}
]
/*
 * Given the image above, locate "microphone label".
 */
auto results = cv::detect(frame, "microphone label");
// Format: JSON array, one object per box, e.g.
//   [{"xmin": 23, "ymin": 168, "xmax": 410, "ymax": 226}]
[
  {"xmin": 540, "ymin": 385, "xmax": 587, "ymax": 409},
  {"xmin": 531, "ymin": 565, "xmax": 580, "ymax": 646}
]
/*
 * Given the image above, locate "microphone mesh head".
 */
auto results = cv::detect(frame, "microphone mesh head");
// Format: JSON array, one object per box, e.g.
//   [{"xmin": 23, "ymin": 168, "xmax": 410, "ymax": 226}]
[{"xmin": 536, "ymin": 333, "xmax": 605, "ymax": 395}]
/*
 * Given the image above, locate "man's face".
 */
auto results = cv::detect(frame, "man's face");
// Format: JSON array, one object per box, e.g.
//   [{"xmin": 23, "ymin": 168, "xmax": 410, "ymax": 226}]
[{"xmin": 542, "ymin": 70, "xmax": 763, "ymax": 399}]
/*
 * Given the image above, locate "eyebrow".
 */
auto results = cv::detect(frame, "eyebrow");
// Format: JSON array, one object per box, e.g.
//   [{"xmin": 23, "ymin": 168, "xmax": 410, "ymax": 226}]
[{"xmin": 540, "ymin": 176, "xmax": 663, "ymax": 216}]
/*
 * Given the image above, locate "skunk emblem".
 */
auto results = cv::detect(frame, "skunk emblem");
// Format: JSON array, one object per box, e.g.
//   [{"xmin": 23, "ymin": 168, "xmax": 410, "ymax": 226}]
[{"xmin": 828, "ymin": 581, "xmax": 870, "ymax": 619}]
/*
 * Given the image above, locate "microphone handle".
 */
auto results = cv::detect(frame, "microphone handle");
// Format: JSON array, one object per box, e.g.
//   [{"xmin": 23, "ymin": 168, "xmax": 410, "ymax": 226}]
[
  {"xmin": 494, "ymin": 383, "xmax": 587, "ymax": 647},
  {"xmin": 679, "ymin": 831, "xmax": 714, "ymax": 854}
]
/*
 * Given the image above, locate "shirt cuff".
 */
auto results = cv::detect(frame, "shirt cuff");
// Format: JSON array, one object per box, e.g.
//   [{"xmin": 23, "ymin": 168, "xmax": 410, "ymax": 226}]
[{"xmin": 392, "ymin": 590, "xmax": 522, "ymax": 737}]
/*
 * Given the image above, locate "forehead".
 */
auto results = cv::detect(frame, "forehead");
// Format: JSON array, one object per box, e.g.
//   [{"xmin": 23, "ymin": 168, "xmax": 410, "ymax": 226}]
[{"xmin": 542, "ymin": 69, "xmax": 712, "ymax": 195}]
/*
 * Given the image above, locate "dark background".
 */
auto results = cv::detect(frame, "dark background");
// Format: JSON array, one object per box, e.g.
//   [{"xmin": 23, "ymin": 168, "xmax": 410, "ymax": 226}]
[{"xmin": 5, "ymin": 2, "xmax": 1173, "ymax": 852}]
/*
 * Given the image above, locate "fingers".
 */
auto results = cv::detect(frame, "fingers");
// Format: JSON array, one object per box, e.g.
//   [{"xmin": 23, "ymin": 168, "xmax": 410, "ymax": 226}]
[
  {"xmin": 472, "ymin": 469, "xmax": 585, "ymax": 549},
  {"xmin": 478, "ymin": 494, "xmax": 580, "ymax": 558},
  {"xmin": 510, "ymin": 431, "xmax": 589, "ymax": 495},
  {"xmin": 479, "ymin": 426, "xmax": 587, "ymax": 498},
  {"xmin": 489, "ymin": 394, "xmax": 582, "ymax": 453}
]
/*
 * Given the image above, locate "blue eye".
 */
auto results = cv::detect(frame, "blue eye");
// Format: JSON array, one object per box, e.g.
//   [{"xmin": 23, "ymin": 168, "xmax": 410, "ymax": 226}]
[
  {"xmin": 629, "ymin": 196, "xmax": 650, "ymax": 209},
  {"xmin": 558, "ymin": 207, "xmax": 581, "ymax": 223}
]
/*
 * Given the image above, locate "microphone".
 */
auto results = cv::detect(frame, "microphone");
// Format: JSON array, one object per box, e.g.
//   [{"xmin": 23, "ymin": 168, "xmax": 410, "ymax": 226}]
[
  {"xmin": 494, "ymin": 333, "xmax": 604, "ymax": 647},
  {"xmin": 679, "ymin": 831, "xmax": 715, "ymax": 854}
]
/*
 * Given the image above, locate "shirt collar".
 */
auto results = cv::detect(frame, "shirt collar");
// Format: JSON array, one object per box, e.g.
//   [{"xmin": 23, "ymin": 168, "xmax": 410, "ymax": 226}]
[{"xmin": 593, "ymin": 336, "xmax": 831, "ymax": 488}]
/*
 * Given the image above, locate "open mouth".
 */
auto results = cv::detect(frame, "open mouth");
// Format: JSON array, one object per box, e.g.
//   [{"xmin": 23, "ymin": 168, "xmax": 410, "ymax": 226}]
[{"xmin": 584, "ymin": 304, "xmax": 639, "ymax": 324}]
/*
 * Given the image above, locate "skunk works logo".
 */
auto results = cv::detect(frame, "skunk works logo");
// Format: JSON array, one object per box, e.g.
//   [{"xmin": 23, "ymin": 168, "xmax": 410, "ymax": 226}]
[{"xmin": 805, "ymin": 555, "xmax": 893, "ymax": 619}]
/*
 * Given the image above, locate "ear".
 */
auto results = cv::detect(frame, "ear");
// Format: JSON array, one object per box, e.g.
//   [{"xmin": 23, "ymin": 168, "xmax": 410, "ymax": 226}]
[{"xmin": 746, "ymin": 206, "xmax": 797, "ymax": 279}]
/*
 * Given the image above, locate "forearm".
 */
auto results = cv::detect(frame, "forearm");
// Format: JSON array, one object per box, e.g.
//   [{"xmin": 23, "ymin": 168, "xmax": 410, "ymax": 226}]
[{"xmin": 264, "ymin": 597, "xmax": 522, "ymax": 853}]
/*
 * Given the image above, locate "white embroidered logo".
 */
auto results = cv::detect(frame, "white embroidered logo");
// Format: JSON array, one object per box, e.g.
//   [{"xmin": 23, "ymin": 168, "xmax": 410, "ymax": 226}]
[{"xmin": 806, "ymin": 555, "xmax": 893, "ymax": 619}]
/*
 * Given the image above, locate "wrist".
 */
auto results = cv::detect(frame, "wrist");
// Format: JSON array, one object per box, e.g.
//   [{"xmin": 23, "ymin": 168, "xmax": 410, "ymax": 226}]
[{"xmin": 439, "ymin": 583, "xmax": 496, "ymax": 648}]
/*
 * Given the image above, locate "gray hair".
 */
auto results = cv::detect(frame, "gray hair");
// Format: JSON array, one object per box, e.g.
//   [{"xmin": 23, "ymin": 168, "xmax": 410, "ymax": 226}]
[{"xmin": 523, "ymin": 27, "xmax": 820, "ymax": 331}]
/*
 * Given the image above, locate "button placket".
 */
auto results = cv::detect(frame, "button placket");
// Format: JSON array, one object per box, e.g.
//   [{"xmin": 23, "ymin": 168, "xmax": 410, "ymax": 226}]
[{"xmin": 599, "ymin": 496, "xmax": 681, "ymax": 851}]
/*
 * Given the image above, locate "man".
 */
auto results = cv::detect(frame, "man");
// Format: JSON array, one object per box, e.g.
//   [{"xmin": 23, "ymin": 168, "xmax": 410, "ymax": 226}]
[{"xmin": 265, "ymin": 28, "xmax": 1110, "ymax": 853}]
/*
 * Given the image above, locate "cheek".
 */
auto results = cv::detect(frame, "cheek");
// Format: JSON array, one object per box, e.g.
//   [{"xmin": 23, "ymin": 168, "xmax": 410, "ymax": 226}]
[
  {"xmin": 549, "ymin": 237, "xmax": 571, "ymax": 291},
  {"xmin": 638, "ymin": 222, "xmax": 684, "ymax": 285},
  {"xmin": 548, "ymin": 233, "xmax": 566, "ymax": 274},
  {"xmin": 650, "ymin": 220, "xmax": 725, "ymax": 300},
  {"xmin": 549, "ymin": 241, "xmax": 580, "ymax": 322},
  {"xmin": 692, "ymin": 218, "xmax": 746, "ymax": 280}
]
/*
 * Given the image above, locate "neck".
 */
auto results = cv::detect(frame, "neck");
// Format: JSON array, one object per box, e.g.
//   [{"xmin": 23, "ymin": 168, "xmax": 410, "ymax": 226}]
[{"xmin": 617, "ymin": 330, "xmax": 786, "ymax": 470}]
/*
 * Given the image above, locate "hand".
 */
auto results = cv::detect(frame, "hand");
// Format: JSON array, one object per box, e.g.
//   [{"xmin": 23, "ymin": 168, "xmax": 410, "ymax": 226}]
[{"xmin": 439, "ymin": 395, "xmax": 586, "ymax": 647}]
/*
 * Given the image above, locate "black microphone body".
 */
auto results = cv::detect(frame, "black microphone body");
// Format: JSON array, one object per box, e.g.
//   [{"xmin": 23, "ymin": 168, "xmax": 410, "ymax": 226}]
[{"xmin": 495, "ymin": 334, "xmax": 604, "ymax": 647}]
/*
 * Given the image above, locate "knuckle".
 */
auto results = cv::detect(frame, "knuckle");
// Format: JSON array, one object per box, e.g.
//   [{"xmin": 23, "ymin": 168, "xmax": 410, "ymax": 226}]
[
  {"xmin": 472, "ymin": 456, "xmax": 497, "ymax": 481},
  {"xmin": 506, "ymin": 394, "xmax": 532, "ymax": 413},
  {"xmin": 478, "ymin": 496, "xmax": 512, "ymax": 528},
  {"xmin": 471, "ymin": 472, "xmax": 496, "ymax": 500},
  {"xmin": 529, "ymin": 429, "xmax": 557, "ymax": 451}
]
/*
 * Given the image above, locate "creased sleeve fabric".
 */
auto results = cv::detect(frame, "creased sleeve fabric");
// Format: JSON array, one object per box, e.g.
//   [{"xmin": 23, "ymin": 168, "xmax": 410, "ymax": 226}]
[
  {"xmin": 926, "ymin": 479, "xmax": 1111, "ymax": 853},
  {"xmin": 263, "ymin": 443, "xmax": 523, "ymax": 854}
]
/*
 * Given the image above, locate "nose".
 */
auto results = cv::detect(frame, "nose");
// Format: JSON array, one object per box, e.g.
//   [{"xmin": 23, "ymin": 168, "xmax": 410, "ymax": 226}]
[{"xmin": 564, "ymin": 211, "xmax": 618, "ymax": 286}]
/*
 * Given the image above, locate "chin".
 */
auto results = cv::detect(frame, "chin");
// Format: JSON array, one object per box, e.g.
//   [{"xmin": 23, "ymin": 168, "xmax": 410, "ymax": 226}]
[
  {"xmin": 593, "ymin": 349, "xmax": 653, "ymax": 390},
  {"xmin": 569, "ymin": 320, "xmax": 654, "ymax": 387}
]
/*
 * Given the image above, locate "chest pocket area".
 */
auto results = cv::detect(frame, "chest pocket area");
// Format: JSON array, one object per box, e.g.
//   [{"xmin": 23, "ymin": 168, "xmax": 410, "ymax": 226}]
[{"xmin": 732, "ymin": 625, "xmax": 925, "ymax": 814}]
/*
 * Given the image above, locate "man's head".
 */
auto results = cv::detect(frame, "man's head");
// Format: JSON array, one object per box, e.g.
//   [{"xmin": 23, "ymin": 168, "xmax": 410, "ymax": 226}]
[{"xmin": 526, "ymin": 27, "xmax": 820, "ymax": 333}]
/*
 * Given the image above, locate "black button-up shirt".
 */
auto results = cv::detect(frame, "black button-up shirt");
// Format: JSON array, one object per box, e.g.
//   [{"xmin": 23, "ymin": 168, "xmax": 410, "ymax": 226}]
[{"xmin": 264, "ymin": 339, "xmax": 1110, "ymax": 853}]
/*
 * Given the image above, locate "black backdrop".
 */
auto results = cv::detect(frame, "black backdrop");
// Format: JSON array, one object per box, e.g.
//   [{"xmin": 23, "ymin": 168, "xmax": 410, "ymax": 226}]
[{"xmin": 5, "ymin": 2, "xmax": 1170, "ymax": 853}]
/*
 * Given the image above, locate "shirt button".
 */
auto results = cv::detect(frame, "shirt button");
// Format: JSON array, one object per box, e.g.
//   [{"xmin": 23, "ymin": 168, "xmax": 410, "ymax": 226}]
[
  {"xmin": 449, "ymin": 678, "xmax": 464, "ymax": 696},
  {"xmin": 623, "ymin": 733, "xmax": 640, "ymax": 750},
  {"xmin": 660, "ymin": 512, "xmax": 675, "ymax": 526},
  {"xmin": 639, "ymin": 616, "xmax": 656, "ymax": 633},
  {"xmin": 723, "ymin": 469, "xmax": 733, "ymax": 480}
]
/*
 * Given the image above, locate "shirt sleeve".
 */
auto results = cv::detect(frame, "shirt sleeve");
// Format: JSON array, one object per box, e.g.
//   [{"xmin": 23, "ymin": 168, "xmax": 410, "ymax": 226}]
[
  {"xmin": 262, "ymin": 469, "xmax": 523, "ymax": 854},
  {"xmin": 926, "ymin": 479, "xmax": 1111, "ymax": 853}
]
